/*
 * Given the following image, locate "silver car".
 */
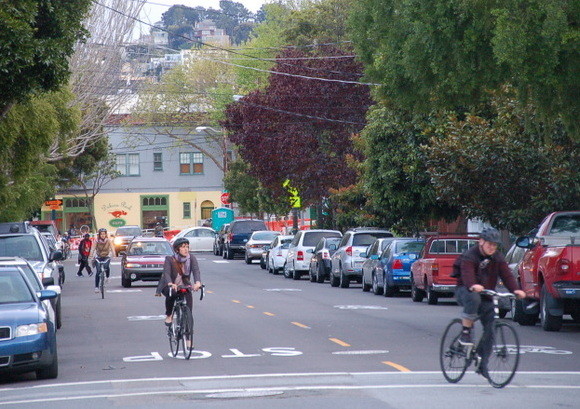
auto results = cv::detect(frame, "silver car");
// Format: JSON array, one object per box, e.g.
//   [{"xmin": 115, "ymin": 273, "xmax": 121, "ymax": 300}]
[
  {"xmin": 330, "ymin": 228, "xmax": 394, "ymax": 288},
  {"xmin": 266, "ymin": 235, "xmax": 294, "ymax": 274},
  {"xmin": 245, "ymin": 231, "xmax": 280, "ymax": 264}
]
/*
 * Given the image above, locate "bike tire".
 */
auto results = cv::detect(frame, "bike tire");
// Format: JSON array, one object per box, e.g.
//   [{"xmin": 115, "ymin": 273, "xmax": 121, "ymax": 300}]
[
  {"xmin": 486, "ymin": 321, "xmax": 520, "ymax": 388},
  {"xmin": 169, "ymin": 308, "xmax": 180, "ymax": 357},
  {"xmin": 181, "ymin": 307, "xmax": 194, "ymax": 360},
  {"xmin": 99, "ymin": 268, "xmax": 105, "ymax": 299},
  {"xmin": 440, "ymin": 318, "xmax": 470, "ymax": 383}
]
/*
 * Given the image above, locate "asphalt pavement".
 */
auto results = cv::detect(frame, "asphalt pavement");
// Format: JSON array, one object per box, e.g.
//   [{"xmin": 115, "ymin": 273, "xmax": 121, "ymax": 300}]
[{"xmin": 0, "ymin": 253, "xmax": 578, "ymax": 408}]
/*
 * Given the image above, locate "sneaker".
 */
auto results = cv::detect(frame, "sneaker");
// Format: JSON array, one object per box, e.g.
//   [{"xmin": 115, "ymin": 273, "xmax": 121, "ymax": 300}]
[
  {"xmin": 94, "ymin": 287, "xmax": 99, "ymax": 293},
  {"xmin": 458, "ymin": 331, "xmax": 473, "ymax": 346},
  {"xmin": 476, "ymin": 365, "xmax": 489, "ymax": 379},
  {"xmin": 77, "ymin": 273, "xmax": 83, "ymax": 277},
  {"xmin": 88, "ymin": 271, "xmax": 93, "ymax": 277}
]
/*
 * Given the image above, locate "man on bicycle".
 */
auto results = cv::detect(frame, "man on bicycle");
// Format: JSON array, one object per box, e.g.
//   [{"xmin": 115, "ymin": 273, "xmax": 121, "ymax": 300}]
[
  {"xmin": 90, "ymin": 228, "xmax": 115, "ymax": 293},
  {"xmin": 453, "ymin": 227, "xmax": 525, "ymax": 378},
  {"xmin": 155, "ymin": 237, "xmax": 202, "ymax": 326}
]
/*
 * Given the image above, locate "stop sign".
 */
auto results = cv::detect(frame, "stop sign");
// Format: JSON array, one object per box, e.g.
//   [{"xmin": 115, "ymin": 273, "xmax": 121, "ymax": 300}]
[{"xmin": 220, "ymin": 192, "xmax": 230, "ymax": 204}]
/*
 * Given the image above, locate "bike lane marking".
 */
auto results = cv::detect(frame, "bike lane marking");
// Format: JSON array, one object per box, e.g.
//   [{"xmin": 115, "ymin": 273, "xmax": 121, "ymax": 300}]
[
  {"xmin": 382, "ymin": 361, "xmax": 411, "ymax": 372},
  {"xmin": 329, "ymin": 338, "xmax": 351, "ymax": 347}
]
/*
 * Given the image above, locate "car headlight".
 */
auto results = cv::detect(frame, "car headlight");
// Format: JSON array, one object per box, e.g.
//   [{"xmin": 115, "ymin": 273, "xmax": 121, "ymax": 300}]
[
  {"xmin": 15, "ymin": 323, "xmax": 48, "ymax": 337},
  {"xmin": 114, "ymin": 237, "xmax": 123, "ymax": 245},
  {"xmin": 125, "ymin": 263, "xmax": 140, "ymax": 268}
]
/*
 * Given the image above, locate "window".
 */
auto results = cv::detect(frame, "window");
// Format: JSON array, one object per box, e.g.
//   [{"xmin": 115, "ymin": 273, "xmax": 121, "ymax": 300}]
[
  {"xmin": 179, "ymin": 152, "xmax": 204, "ymax": 175},
  {"xmin": 183, "ymin": 202, "xmax": 191, "ymax": 219},
  {"xmin": 153, "ymin": 152, "xmax": 163, "ymax": 171},
  {"xmin": 116, "ymin": 153, "xmax": 140, "ymax": 176}
]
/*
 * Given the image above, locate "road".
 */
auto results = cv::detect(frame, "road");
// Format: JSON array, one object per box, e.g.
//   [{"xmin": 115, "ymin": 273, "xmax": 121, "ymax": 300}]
[{"xmin": 1, "ymin": 253, "xmax": 579, "ymax": 408}]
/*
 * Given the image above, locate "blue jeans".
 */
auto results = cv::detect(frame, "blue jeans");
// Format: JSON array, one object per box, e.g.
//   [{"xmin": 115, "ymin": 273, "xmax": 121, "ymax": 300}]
[
  {"xmin": 94, "ymin": 257, "xmax": 111, "ymax": 288},
  {"xmin": 455, "ymin": 286, "xmax": 495, "ymax": 368}
]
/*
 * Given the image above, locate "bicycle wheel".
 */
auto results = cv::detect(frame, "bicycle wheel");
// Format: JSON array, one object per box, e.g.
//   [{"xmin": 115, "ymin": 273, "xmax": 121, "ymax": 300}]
[
  {"xmin": 440, "ymin": 318, "xmax": 470, "ymax": 383},
  {"xmin": 181, "ymin": 307, "xmax": 194, "ymax": 360},
  {"xmin": 99, "ymin": 268, "xmax": 105, "ymax": 299},
  {"xmin": 486, "ymin": 321, "xmax": 519, "ymax": 388},
  {"xmin": 168, "ymin": 308, "xmax": 180, "ymax": 357}
]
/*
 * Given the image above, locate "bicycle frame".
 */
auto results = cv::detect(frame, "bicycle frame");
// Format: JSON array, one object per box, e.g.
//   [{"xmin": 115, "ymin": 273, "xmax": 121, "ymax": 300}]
[
  {"xmin": 167, "ymin": 285, "xmax": 204, "ymax": 359},
  {"xmin": 94, "ymin": 258, "xmax": 110, "ymax": 299}
]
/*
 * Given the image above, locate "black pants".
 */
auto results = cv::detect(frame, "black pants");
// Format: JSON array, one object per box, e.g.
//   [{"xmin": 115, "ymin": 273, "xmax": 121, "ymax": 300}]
[
  {"xmin": 77, "ymin": 258, "xmax": 92, "ymax": 276},
  {"xmin": 162, "ymin": 286, "xmax": 192, "ymax": 316}
]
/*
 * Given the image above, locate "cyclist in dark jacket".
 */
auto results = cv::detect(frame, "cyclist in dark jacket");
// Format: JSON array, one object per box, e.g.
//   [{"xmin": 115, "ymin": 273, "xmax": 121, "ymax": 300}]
[
  {"xmin": 155, "ymin": 237, "xmax": 202, "ymax": 326},
  {"xmin": 454, "ymin": 228, "xmax": 525, "ymax": 378}
]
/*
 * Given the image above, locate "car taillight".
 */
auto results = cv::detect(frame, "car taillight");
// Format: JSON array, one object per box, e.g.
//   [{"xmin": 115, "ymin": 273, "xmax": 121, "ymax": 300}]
[
  {"xmin": 346, "ymin": 246, "xmax": 352, "ymax": 256},
  {"xmin": 392, "ymin": 259, "xmax": 403, "ymax": 270},
  {"xmin": 431, "ymin": 263, "xmax": 439, "ymax": 277},
  {"xmin": 557, "ymin": 259, "xmax": 571, "ymax": 275},
  {"xmin": 322, "ymin": 250, "xmax": 330, "ymax": 260},
  {"xmin": 228, "ymin": 233, "xmax": 233, "ymax": 241},
  {"xmin": 297, "ymin": 251, "xmax": 304, "ymax": 261}
]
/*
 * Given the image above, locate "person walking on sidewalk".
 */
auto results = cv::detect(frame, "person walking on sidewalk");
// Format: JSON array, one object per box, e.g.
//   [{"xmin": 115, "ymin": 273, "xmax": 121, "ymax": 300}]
[{"xmin": 77, "ymin": 233, "xmax": 93, "ymax": 277}]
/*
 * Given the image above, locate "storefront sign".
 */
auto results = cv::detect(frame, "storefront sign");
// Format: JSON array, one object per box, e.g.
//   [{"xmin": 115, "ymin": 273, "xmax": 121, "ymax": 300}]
[{"xmin": 109, "ymin": 218, "xmax": 127, "ymax": 228}]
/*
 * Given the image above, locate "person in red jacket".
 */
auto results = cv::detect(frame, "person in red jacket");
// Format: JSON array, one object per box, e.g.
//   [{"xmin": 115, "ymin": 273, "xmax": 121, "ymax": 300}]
[
  {"xmin": 453, "ymin": 227, "xmax": 525, "ymax": 378},
  {"xmin": 77, "ymin": 233, "xmax": 93, "ymax": 277}
]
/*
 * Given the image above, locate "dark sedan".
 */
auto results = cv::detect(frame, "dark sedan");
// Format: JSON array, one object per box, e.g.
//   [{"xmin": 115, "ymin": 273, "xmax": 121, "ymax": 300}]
[
  {"xmin": 121, "ymin": 237, "xmax": 173, "ymax": 287},
  {"xmin": 308, "ymin": 237, "xmax": 342, "ymax": 283}
]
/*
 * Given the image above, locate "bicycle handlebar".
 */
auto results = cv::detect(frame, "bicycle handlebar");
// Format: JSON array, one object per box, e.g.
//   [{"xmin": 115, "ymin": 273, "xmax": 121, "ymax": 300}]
[
  {"xmin": 169, "ymin": 284, "xmax": 205, "ymax": 301},
  {"xmin": 480, "ymin": 289, "xmax": 516, "ymax": 298}
]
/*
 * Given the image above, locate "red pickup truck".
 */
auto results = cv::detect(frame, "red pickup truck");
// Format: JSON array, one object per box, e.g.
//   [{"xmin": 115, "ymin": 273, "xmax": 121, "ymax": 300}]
[
  {"xmin": 411, "ymin": 235, "xmax": 478, "ymax": 305},
  {"xmin": 514, "ymin": 211, "xmax": 580, "ymax": 331}
]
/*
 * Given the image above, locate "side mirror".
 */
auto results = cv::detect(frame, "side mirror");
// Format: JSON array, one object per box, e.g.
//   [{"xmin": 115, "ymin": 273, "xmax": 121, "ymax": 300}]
[
  {"xmin": 42, "ymin": 277, "xmax": 55, "ymax": 287},
  {"xmin": 49, "ymin": 250, "xmax": 63, "ymax": 262},
  {"xmin": 37, "ymin": 290, "xmax": 58, "ymax": 301},
  {"xmin": 409, "ymin": 253, "xmax": 418, "ymax": 260},
  {"xmin": 515, "ymin": 236, "xmax": 533, "ymax": 249},
  {"xmin": 360, "ymin": 252, "xmax": 367, "ymax": 258}
]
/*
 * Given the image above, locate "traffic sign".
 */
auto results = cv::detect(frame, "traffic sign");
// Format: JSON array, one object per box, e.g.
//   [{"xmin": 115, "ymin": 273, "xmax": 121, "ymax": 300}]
[
  {"xmin": 44, "ymin": 199, "xmax": 63, "ymax": 207},
  {"xmin": 221, "ymin": 192, "xmax": 230, "ymax": 205}
]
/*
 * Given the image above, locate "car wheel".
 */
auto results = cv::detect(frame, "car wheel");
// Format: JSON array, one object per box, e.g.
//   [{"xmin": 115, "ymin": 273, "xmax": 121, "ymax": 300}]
[
  {"xmin": 283, "ymin": 263, "xmax": 291, "ymax": 279},
  {"xmin": 540, "ymin": 285, "xmax": 562, "ymax": 331},
  {"xmin": 222, "ymin": 247, "xmax": 227, "ymax": 259},
  {"xmin": 36, "ymin": 348, "xmax": 58, "ymax": 380},
  {"xmin": 316, "ymin": 263, "xmax": 325, "ymax": 283},
  {"xmin": 260, "ymin": 257, "xmax": 267, "ymax": 269},
  {"xmin": 411, "ymin": 275, "xmax": 425, "ymax": 302},
  {"xmin": 55, "ymin": 297, "xmax": 62, "ymax": 329},
  {"xmin": 426, "ymin": 284, "xmax": 439, "ymax": 305},
  {"xmin": 512, "ymin": 298, "xmax": 537, "ymax": 326},
  {"xmin": 121, "ymin": 273, "xmax": 132, "ymax": 288},
  {"xmin": 330, "ymin": 271, "xmax": 340, "ymax": 287},
  {"xmin": 226, "ymin": 247, "xmax": 234, "ymax": 260},
  {"xmin": 362, "ymin": 272, "xmax": 371, "ymax": 292},
  {"xmin": 339, "ymin": 269, "xmax": 349, "ymax": 288},
  {"xmin": 371, "ymin": 273, "xmax": 382, "ymax": 295},
  {"xmin": 245, "ymin": 254, "xmax": 252, "ymax": 264},
  {"xmin": 59, "ymin": 267, "xmax": 65, "ymax": 287},
  {"xmin": 309, "ymin": 267, "xmax": 316, "ymax": 282},
  {"xmin": 571, "ymin": 310, "xmax": 580, "ymax": 323},
  {"xmin": 383, "ymin": 275, "xmax": 396, "ymax": 297},
  {"xmin": 292, "ymin": 266, "xmax": 301, "ymax": 280}
]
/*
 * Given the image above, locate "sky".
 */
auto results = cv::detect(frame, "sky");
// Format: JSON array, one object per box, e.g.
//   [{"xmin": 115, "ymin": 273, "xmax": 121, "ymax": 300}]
[{"xmin": 139, "ymin": 0, "xmax": 271, "ymax": 26}]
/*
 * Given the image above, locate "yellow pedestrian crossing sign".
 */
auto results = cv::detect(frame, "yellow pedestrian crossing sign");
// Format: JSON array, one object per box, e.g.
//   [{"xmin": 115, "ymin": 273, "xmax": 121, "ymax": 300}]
[{"xmin": 283, "ymin": 179, "xmax": 301, "ymax": 208}]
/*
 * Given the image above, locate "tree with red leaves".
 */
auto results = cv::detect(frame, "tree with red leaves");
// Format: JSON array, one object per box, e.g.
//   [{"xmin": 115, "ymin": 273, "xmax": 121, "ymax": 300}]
[{"xmin": 223, "ymin": 47, "xmax": 372, "ymax": 204}]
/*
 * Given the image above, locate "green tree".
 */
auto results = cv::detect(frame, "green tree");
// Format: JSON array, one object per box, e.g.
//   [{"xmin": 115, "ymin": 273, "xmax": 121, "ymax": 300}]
[{"xmin": 0, "ymin": 0, "xmax": 92, "ymax": 118}]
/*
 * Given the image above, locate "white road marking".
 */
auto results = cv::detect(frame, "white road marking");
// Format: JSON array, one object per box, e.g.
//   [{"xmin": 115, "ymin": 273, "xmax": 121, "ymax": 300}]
[
  {"xmin": 127, "ymin": 315, "xmax": 165, "ymax": 321},
  {"xmin": 334, "ymin": 305, "xmax": 388, "ymax": 310},
  {"xmin": 332, "ymin": 350, "xmax": 390, "ymax": 355},
  {"xmin": 212, "ymin": 260, "xmax": 229, "ymax": 263},
  {"xmin": 107, "ymin": 289, "xmax": 142, "ymax": 293},
  {"xmin": 264, "ymin": 288, "xmax": 302, "ymax": 292}
]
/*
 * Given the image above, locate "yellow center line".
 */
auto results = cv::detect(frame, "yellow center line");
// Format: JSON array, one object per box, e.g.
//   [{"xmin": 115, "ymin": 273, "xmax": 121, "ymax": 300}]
[
  {"xmin": 246, "ymin": 305, "xmax": 255, "ymax": 309},
  {"xmin": 291, "ymin": 322, "xmax": 311, "ymax": 329},
  {"xmin": 231, "ymin": 300, "xmax": 241, "ymax": 303},
  {"xmin": 329, "ymin": 338, "xmax": 351, "ymax": 347},
  {"xmin": 263, "ymin": 312, "xmax": 275, "ymax": 316},
  {"xmin": 207, "ymin": 290, "xmax": 214, "ymax": 294},
  {"xmin": 382, "ymin": 361, "xmax": 411, "ymax": 372}
]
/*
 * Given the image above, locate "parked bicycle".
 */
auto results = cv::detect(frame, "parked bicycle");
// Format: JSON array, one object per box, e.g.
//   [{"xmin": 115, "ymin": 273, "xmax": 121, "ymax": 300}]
[
  {"xmin": 439, "ymin": 289, "xmax": 520, "ymax": 388},
  {"xmin": 94, "ymin": 257, "xmax": 111, "ymax": 299},
  {"xmin": 167, "ymin": 284, "xmax": 204, "ymax": 359}
]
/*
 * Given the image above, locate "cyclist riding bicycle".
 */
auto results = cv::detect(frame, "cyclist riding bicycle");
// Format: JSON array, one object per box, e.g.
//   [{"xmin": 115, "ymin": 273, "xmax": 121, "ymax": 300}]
[
  {"xmin": 90, "ymin": 228, "xmax": 115, "ymax": 293},
  {"xmin": 155, "ymin": 237, "xmax": 202, "ymax": 326},
  {"xmin": 453, "ymin": 227, "xmax": 525, "ymax": 378}
]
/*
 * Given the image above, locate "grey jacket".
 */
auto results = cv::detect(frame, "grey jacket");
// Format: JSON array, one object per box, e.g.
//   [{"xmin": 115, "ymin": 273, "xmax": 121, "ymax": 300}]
[{"xmin": 156, "ymin": 255, "xmax": 201, "ymax": 295}]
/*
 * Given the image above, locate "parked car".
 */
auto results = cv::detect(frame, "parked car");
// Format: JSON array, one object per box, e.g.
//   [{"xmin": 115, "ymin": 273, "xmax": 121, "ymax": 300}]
[
  {"xmin": 308, "ymin": 237, "xmax": 342, "ymax": 283},
  {"xmin": 360, "ymin": 237, "xmax": 402, "ymax": 293},
  {"xmin": 29, "ymin": 220, "xmax": 60, "ymax": 241},
  {"xmin": 266, "ymin": 235, "xmax": 294, "ymax": 274},
  {"xmin": 330, "ymin": 228, "xmax": 394, "ymax": 288},
  {"xmin": 0, "ymin": 266, "xmax": 59, "ymax": 379},
  {"xmin": 213, "ymin": 223, "xmax": 230, "ymax": 256},
  {"xmin": 112, "ymin": 225, "xmax": 142, "ymax": 255},
  {"xmin": 170, "ymin": 227, "xmax": 216, "ymax": 252},
  {"xmin": 0, "ymin": 257, "xmax": 60, "ymax": 331},
  {"xmin": 410, "ymin": 234, "xmax": 478, "ymax": 305},
  {"xmin": 121, "ymin": 237, "xmax": 173, "ymax": 288},
  {"xmin": 285, "ymin": 230, "xmax": 342, "ymax": 280},
  {"xmin": 513, "ymin": 211, "xmax": 580, "ymax": 331},
  {"xmin": 222, "ymin": 220, "xmax": 268, "ymax": 260},
  {"xmin": 0, "ymin": 222, "xmax": 63, "ymax": 328},
  {"xmin": 374, "ymin": 238, "xmax": 425, "ymax": 297},
  {"xmin": 245, "ymin": 230, "xmax": 281, "ymax": 264}
]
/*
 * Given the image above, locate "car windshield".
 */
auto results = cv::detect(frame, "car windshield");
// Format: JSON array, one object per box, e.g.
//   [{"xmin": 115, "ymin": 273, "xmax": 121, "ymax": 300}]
[
  {"xmin": 396, "ymin": 241, "xmax": 425, "ymax": 254},
  {"xmin": 231, "ymin": 221, "xmax": 267, "ymax": 234},
  {"xmin": 303, "ymin": 232, "xmax": 341, "ymax": 247},
  {"xmin": 549, "ymin": 214, "xmax": 580, "ymax": 236},
  {"xmin": 252, "ymin": 231, "xmax": 279, "ymax": 241},
  {"xmin": 128, "ymin": 241, "xmax": 172, "ymax": 256},
  {"xmin": 0, "ymin": 269, "xmax": 34, "ymax": 304},
  {"xmin": 0, "ymin": 235, "xmax": 44, "ymax": 261},
  {"xmin": 352, "ymin": 232, "xmax": 393, "ymax": 247},
  {"xmin": 116, "ymin": 227, "xmax": 142, "ymax": 236}
]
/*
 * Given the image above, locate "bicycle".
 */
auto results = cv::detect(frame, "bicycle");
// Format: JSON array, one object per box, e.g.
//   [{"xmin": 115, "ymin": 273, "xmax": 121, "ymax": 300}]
[
  {"xmin": 439, "ymin": 289, "xmax": 520, "ymax": 388},
  {"xmin": 168, "ymin": 284, "xmax": 204, "ymax": 360},
  {"xmin": 94, "ymin": 257, "xmax": 111, "ymax": 300}
]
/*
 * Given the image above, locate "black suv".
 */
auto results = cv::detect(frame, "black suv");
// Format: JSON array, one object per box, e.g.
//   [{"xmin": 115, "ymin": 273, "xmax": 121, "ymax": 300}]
[
  {"xmin": 222, "ymin": 220, "xmax": 267, "ymax": 260},
  {"xmin": 0, "ymin": 222, "xmax": 64, "ymax": 328}
]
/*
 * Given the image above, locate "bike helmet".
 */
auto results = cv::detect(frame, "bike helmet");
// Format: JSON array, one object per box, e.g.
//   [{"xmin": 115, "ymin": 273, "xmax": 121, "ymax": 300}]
[
  {"xmin": 98, "ymin": 228, "xmax": 107, "ymax": 234},
  {"xmin": 480, "ymin": 227, "xmax": 501, "ymax": 244},
  {"xmin": 172, "ymin": 237, "xmax": 189, "ymax": 251}
]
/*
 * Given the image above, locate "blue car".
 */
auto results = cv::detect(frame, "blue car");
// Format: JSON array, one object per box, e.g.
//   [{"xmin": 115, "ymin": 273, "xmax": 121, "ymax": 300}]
[
  {"xmin": 0, "ymin": 267, "xmax": 58, "ymax": 379},
  {"xmin": 375, "ymin": 238, "xmax": 425, "ymax": 297}
]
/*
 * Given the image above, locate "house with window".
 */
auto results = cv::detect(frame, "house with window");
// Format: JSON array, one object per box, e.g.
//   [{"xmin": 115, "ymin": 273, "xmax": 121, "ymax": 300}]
[{"xmin": 45, "ymin": 123, "xmax": 229, "ymax": 233}]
